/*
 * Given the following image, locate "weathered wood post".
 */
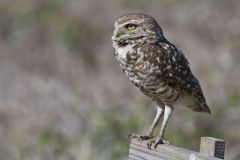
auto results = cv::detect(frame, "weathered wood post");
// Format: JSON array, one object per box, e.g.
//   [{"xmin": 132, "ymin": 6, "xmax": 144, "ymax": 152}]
[
  {"xmin": 129, "ymin": 136, "xmax": 225, "ymax": 160},
  {"xmin": 200, "ymin": 137, "xmax": 225, "ymax": 159}
]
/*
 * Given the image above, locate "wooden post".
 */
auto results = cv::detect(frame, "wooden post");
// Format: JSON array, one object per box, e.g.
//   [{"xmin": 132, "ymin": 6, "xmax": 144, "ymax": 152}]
[
  {"xmin": 129, "ymin": 137, "xmax": 225, "ymax": 160},
  {"xmin": 200, "ymin": 137, "xmax": 225, "ymax": 159}
]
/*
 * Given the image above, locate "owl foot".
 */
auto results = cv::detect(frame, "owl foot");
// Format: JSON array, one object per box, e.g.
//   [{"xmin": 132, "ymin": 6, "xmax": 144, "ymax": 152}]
[
  {"xmin": 147, "ymin": 138, "xmax": 170, "ymax": 150},
  {"xmin": 128, "ymin": 133, "xmax": 138, "ymax": 140},
  {"xmin": 138, "ymin": 135, "xmax": 154, "ymax": 141},
  {"xmin": 128, "ymin": 133, "xmax": 154, "ymax": 141}
]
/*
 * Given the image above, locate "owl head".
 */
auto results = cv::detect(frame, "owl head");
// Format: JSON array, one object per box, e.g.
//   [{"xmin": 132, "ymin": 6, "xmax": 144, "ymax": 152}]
[{"xmin": 112, "ymin": 13, "xmax": 164, "ymax": 47}]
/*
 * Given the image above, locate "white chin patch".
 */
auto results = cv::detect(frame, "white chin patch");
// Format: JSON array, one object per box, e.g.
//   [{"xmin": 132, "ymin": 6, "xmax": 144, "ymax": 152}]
[{"xmin": 116, "ymin": 45, "xmax": 133, "ymax": 60}]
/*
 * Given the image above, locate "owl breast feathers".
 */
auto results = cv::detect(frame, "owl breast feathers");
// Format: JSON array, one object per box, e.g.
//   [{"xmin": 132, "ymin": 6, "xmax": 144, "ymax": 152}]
[{"xmin": 112, "ymin": 13, "xmax": 211, "ymax": 114}]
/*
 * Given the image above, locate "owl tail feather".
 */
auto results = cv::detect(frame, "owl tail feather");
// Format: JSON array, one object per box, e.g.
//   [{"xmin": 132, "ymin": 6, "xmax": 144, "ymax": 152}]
[
  {"xmin": 202, "ymin": 104, "xmax": 211, "ymax": 114},
  {"xmin": 190, "ymin": 103, "xmax": 211, "ymax": 114},
  {"xmin": 195, "ymin": 103, "xmax": 211, "ymax": 114}
]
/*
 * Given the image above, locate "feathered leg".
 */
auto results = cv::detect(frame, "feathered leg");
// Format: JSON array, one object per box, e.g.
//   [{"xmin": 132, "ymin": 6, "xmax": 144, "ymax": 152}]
[
  {"xmin": 147, "ymin": 105, "xmax": 173, "ymax": 149},
  {"xmin": 144, "ymin": 107, "xmax": 164, "ymax": 139},
  {"xmin": 130, "ymin": 107, "xmax": 164, "ymax": 140}
]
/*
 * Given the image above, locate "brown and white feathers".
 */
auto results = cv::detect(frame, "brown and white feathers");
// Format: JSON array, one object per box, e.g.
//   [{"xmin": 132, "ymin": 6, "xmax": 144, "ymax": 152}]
[{"xmin": 112, "ymin": 13, "xmax": 211, "ymax": 114}]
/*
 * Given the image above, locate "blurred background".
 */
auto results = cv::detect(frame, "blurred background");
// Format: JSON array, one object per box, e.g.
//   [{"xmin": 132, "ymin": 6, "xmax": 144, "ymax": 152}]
[{"xmin": 0, "ymin": 0, "xmax": 239, "ymax": 159}]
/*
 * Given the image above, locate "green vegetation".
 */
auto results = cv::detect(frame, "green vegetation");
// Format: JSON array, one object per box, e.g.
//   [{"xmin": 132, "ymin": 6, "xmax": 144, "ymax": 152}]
[
  {"xmin": 92, "ymin": 107, "xmax": 144, "ymax": 159},
  {"xmin": 37, "ymin": 128, "xmax": 71, "ymax": 151}
]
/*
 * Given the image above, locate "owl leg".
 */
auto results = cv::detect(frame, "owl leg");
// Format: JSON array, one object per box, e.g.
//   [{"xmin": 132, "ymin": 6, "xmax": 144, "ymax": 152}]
[
  {"xmin": 147, "ymin": 105, "xmax": 173, "ymax": 149},
  {"xmin": 130, "ymin": 107, "xmax": 164, "ymax": 141},
  {"xmin": 139, "ymin": 107, "xmax": 164, "ymax": 140}
]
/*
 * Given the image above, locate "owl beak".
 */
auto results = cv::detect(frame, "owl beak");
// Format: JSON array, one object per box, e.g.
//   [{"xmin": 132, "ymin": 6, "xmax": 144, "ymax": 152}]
[{"xmin": 112, "ymin": 28, "xmax": 124, "ymax": 41}]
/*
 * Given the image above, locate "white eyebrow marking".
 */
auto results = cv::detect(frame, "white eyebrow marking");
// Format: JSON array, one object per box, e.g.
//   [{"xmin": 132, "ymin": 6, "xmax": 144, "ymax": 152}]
[{"xmin": 121, "ymin": 20, "xmax": 141, "ymax": 26}]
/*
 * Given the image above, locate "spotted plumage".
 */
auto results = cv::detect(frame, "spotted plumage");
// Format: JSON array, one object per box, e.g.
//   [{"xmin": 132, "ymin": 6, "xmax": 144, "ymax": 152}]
[{"xmin": 112, "ymin": 13, "xmax": 211, "ymax": 149}]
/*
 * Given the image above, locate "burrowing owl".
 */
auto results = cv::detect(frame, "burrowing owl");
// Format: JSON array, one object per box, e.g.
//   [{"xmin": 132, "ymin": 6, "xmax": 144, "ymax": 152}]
[{"xmin": 112, "ymin": 13, "xmax": 211, "ymax": 149}]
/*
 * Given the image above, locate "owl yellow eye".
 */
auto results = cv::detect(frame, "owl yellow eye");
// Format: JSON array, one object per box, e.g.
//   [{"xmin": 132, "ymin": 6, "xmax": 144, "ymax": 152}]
[{"xmin": 126, "ymin": 24, "xmax": 137, "ymax": 30}]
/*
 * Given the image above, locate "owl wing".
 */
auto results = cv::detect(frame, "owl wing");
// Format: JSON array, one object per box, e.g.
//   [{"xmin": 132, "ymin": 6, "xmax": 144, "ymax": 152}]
[{"xmin": 156, "ymin": 42, "xmax": 211, "ymax": 113}]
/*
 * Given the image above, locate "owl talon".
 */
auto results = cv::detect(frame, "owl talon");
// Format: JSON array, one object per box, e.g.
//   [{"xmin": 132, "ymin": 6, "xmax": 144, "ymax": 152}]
[
  {"xmin": 138, "ymin": 135, "xmax": 154, "ymax": 141},
  {"xmin": 154, "ymin": 138, "xmax": 163, "ymax": 149},
  {"xmin": 147, "ymin": 139, "xmax": 156, "ymax": 150},
  {"xmin": 153, "ymin": 138, "xmax": 170, "ymax": 149},
  {"xmin": 129, "ymin": 133, "xmax": 154, "ymax": 142},
  {"xmin": 129, "ymin": 133, "xmax": 138, "ymax": 139},
  {"xmin": 145, "ymin": 138, "xmax": 170, "ymax": 150}
]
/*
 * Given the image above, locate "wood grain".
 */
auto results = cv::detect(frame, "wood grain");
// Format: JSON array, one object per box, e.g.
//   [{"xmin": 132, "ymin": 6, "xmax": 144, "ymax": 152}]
[
  {"xmin": 129, "ymin": 137, "xmax": 224, "ymax": 160},
  {"xmin": 200, "ymin": 137, "xmax": 225, "ymax": 159}
]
